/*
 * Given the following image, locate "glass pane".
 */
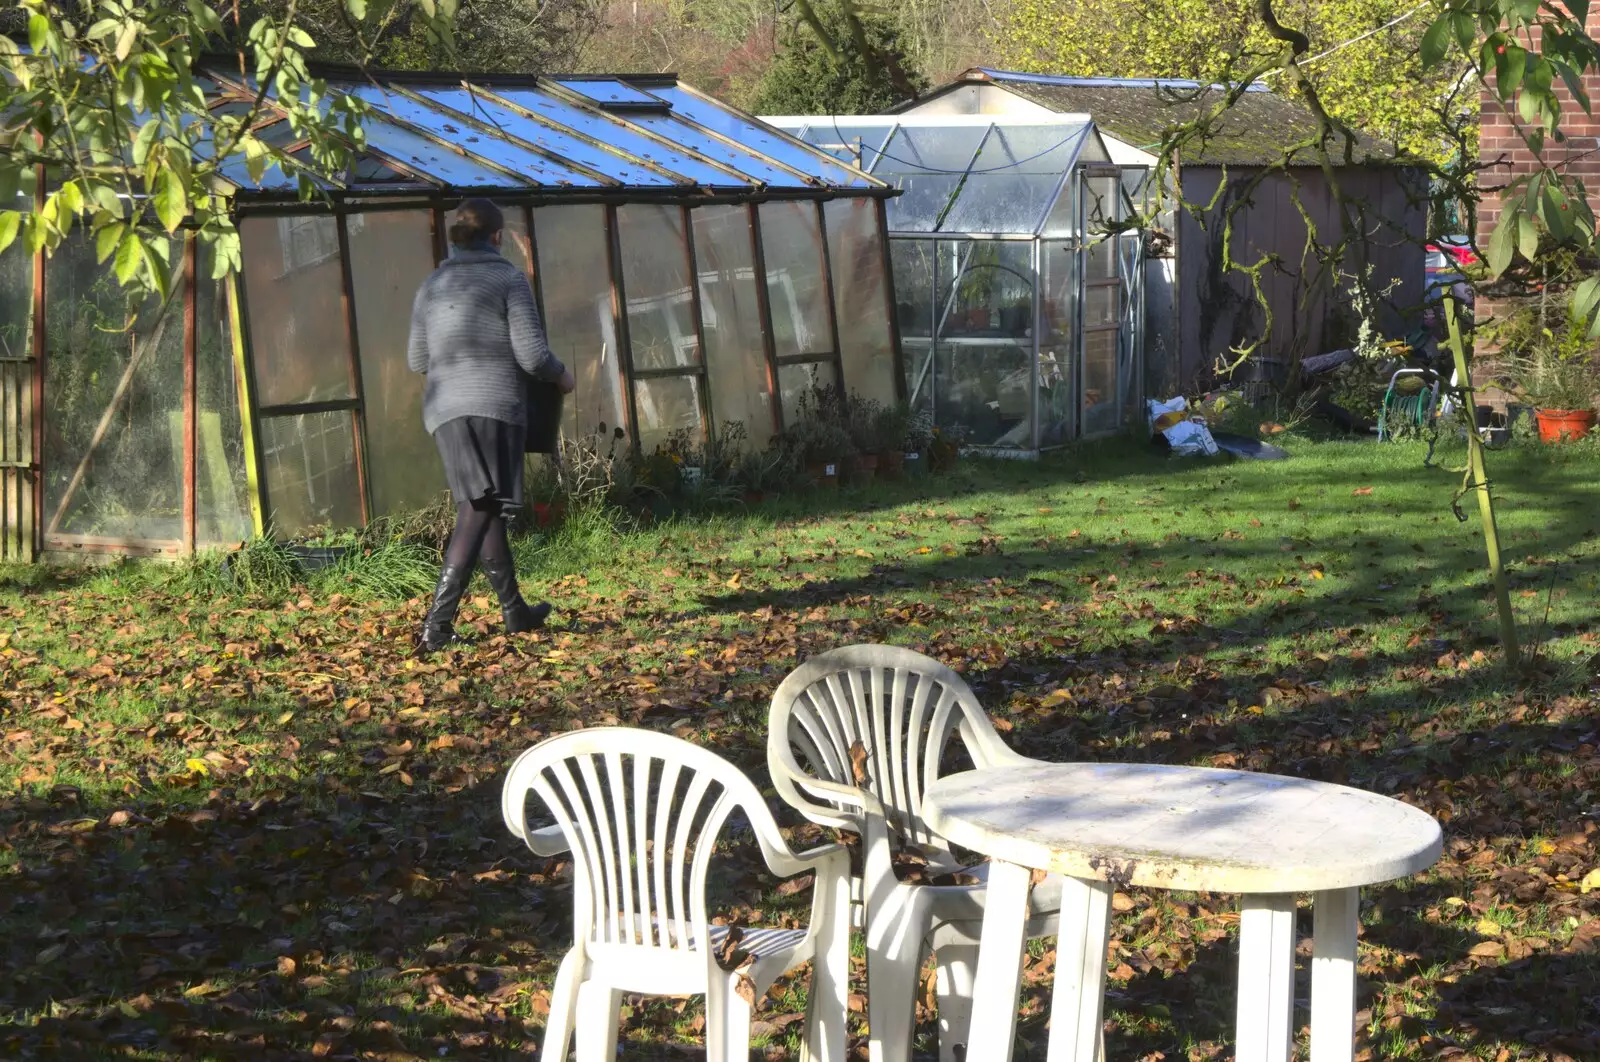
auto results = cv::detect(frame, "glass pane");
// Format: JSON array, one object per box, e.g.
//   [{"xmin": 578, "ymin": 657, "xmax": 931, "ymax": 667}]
[
  {"xmin": 932, "ymin": 241, "xmax": 1034, "ymax": 447},
  {"xmin": 358, "ymin": 114, "xmax": 526, "ymax": 188},
  {"xmin": 692, "ymin": 205, "xmax": 775, "ymax": 449},
  {"xmin": 758, "ymin": 201, "xmax": 831, "ymax": 358},
  {"xmin": 824, "ymin": 198, "xmax": 898, "ymax": 408},
  {"xmin": 1039, "ymin": 179, "xmax": 1079, "ymax": 238},
  {"xmin": 976, "ymin": 125, "xmax": 1088, "ymax": 174},
  {"xmin": 1038, "ymin": 240, "xmax": 1077, "ymax": 446},
  {"xmin": 634, "ymin": 114, "xmax": 799, "ymax": 186},
  {"xmin": 883, "ymin": 173, "xmax": 965, "ymax": 233},
  {"xmin": 644, "ymin": 85, "xmax": 869, "ymax": 187},
  {"xmin": 942, "ymin": 174, "xmax": 1064, "ymax": 234},
  {"xmin": 880, "ymin": 125, "xmax": 989, "ymax": 173},
  {"xmin": 0, "ymin": 196, "xmax": 32, "ymax": 360},
  {"xmin": 778, "ymin": 360, "xmax": 837, "ymax": 427},
  {"xmin": 935, "ymin": 339, "xmax": 1032, "ymax": 447},
  {"xmin": 801, "ymin": 122, "xmax": 894, "ymax": 171},
  {"xmin": 533, "ymin": 205, "xmax": 625, "ymax": 439},
  {"xmin": 617, "ymin": 204, "xmax": 700, "ymax": 372},
  {"xmin": 477, "ymin": 88, "xmax": 734, "ymax": 187},
  {"xmin": 632, "ymin": 374, "xmax": 703, "ymax": 455},
  {"xmin": 893, "ymin": 241, "xmax": 936, "ymax": 413},
  {"xmin": 240, "ymin": 214, "xmax": 354, "ymax": 407},
  {"xmin": 1086, "ymin": 238, "xmax": 1117, "ymax": 280},
  {"xmin": 348, "ymin": 210, "xmax": 445, "ymax": 517},
  {"xmin": 261, "ymin": 412, "xmax": 362, "ymax": 535},
  {"xmin": 1086, "ymin": 282, "xmax": 1119, "ymax": 327},
  {"xmin": 348, "ymin": 87, "xmax": 600, "ymax": 187},
  {"xmin": 43, "ymin": 230, "xmax": 184, "ymax": 541},
  {"xmin": 1083, "ymin": 329, "xmax": 1119, "ymax": 436},
  {"xmin": 196, "ymin": 244, "xmax": 254, "ymax": 544},
  {"xmin": 552, "ymin": 78, "xmax": 662, "ymax": 106},
  {"xmin": 501, "ymin": 207, "xmax": 531, "ymax": 277}
]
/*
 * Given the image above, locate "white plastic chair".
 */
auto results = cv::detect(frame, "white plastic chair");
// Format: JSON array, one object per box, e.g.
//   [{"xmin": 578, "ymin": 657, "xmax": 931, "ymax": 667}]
[
  {"xmin": 767, "ymin": 645, "xmax": 1065, "ymax": 1062},
  {"xmin": 502, "ymin": 727, "xmax": 852, "ymax": 1062}
]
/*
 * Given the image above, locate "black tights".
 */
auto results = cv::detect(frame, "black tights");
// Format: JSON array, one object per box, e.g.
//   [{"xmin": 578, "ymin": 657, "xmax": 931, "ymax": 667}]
[{"xmin": 444, "ymin": 501, "xmax": 512, "ymax": 571}]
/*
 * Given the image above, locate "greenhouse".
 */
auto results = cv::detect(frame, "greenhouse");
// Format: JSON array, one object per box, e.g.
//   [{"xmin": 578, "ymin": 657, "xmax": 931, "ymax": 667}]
[
  {"xmin": 764, "ymin": 113, "xmax": 1149, "ymax": 451},
  {"xmin": 0, "ymin": 69, "xmax": 900, "ymax": 562}
]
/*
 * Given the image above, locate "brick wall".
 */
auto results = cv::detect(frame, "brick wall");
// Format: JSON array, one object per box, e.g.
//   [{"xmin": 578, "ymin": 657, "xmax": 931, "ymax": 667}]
[{"xmin": 1479, "ymin": 14, "xmax": 1600, "ymax": 235}]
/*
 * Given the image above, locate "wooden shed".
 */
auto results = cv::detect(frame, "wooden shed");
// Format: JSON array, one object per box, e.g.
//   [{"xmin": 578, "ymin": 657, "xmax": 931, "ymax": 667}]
[{"xmin": 894, "ymin": 70, "xmax": 1428, "ymax": 392}]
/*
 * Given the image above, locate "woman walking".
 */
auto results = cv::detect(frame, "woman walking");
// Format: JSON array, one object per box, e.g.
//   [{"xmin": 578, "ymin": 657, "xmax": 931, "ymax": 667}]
[{"xmin": 408, "ymin": 198, "xmax": 575, "ymax": 651}]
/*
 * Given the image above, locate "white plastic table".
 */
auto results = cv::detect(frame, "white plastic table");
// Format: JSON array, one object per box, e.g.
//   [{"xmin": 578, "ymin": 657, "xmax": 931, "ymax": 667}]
[{"xmin": 922, "ymin": 763, "xmax": 1442, "ymax": 1062}]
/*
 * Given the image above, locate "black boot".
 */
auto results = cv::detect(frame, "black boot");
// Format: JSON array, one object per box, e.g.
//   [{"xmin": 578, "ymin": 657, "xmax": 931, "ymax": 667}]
[
  {"xmin": 480, "ymin": 557, "xmax": 551, "ymax": 634},
  {"xmin": 418, "ymin": 563, "xmax": 474, "ymax": 652}
]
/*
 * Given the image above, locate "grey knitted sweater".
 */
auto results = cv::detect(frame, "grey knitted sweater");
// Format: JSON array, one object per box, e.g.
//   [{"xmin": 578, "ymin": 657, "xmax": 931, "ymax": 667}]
[{"xmin": 407, "ymin": 247, "xmax": 566, "ymax": 434}]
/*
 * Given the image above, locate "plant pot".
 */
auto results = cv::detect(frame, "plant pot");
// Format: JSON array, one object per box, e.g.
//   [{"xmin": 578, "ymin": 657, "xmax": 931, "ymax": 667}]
[
  {"xmin": 878, "ymin": 450, "xmax": 905, "ymax": 480},
  {"xmin": 902, "ymin": 450, "xmax": 928, "ymax": 478},
  {"xmin": 847, "ymin": 452, "xmax": 879, "ymax": 483},
  {"xmin": 287, "ymin": 545, "xmax": 350, "ymax": 572},
  {"xmin": 998, "ymin": 306, "xmax": 1029, "ymax": 335},
  {"xmin": 806, "ymin": 460, "xmax": 840, "ymax": 489},
  {"xmin": 533, "ymin": 502, "xmax": 556, "ymax": 527},
  {"xmin": 1535, "ymin": 407, "xmax": 1596, "ymax": 443}
]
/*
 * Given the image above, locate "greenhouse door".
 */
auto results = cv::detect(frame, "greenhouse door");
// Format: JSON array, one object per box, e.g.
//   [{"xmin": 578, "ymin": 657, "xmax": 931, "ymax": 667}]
[{"xmin": 1078, "ymin": 167, "xmax": 1129, "ymax": 437}]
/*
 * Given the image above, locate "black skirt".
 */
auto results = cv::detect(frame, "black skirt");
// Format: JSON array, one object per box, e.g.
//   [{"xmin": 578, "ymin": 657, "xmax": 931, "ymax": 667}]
[{"xmin": 433, "ymin": 416, "xmax": 526, "ymax": 512}]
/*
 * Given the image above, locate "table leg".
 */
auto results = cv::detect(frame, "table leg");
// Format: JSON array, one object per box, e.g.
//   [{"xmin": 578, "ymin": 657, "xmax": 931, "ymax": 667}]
[
  {"xmin": 1236, "ymin": 894, "xmax": 1295, "ymax": 1062},
  {"xmin": 964, "ymin": 859, "xmax": 1033, "ymax": 1062},
  {"xmin": 1310, "ymin": 887, "xmax": 1359, "ymax": 1062},
  {"xmin": 1045, "ymin": 876, "xmax": 1112, "ymax": 1062}
]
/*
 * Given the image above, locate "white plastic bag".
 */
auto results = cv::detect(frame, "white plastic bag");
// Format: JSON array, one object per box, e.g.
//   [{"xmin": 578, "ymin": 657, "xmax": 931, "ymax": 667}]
[{"xmin": 1147, "ymin": 396, "xmax": 1219, "ymax": 457}]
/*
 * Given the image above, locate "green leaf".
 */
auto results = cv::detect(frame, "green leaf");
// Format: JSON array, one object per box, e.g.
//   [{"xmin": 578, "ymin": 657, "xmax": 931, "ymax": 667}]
[
  {"xmin": 0, "ymin": 212, "xmax": 19, "ymax": 254},
  {"xmin": 153, "ymin": 170, "xmax": 186, "ymax": 232},
  {"xmin": 1569, "ymin": 0, "xmax": 1591, "ymax": 27},
  {"xmin": 345, "ymin": 0, "xmax": 368, "ymax": 18},
  {"xmin": 1517, "ymin": 213, "xmax": 1538, "ymax": 261},
  {"xmin": 1518, "ymin": 87, "xmax": 1541, "ymax": 125},
  {"xmin": 1451, "ymin": 11, "xmax": 1476, "ymax": 54},
  {"xmin": 1569, "ymin": 276, "xmax": 1600, "ymax": 330},
  {"xmin": 86, "ymin": 18, "xmax": 119, "ymax": 41},
  {"xmin": 0, "ymin": 165, "xmax": 20, "ymax": 204},
  {"xmin": 95, "ymin": 220, "xmax": 124, "ymax": 263},
  {"xmin": 1487, "ymin": 208, "xmax": 1517, "ymax": 277},
  {"xmin": 114, "ymin": 20, "xmax": 140, "ymax": 62},
  {"xmin": 113, "ymin": 229, "xmax": 141, "ymax": 285},
  {"xmin": 1501, "ymin": 46, "xmax": 1527, "ymax": 100},
  {"xmin": 28, "ymin": 13, "xmax": 49, "ymax": 54},
  {"xmin": 1420, "ymin": 15, "xmax": 1451, "ymax": 68},
  {"xmin": 1542, "ymin": 185, "xmax": 1571, "ymax": 242},
  {"xmin": 56, "ymin": 181, "xmax": 84, "ymax": 217}
]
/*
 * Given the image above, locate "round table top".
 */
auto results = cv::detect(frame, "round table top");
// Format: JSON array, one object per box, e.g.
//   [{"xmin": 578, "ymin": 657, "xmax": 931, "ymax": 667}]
[{"xmin": 922, "ymin": 762, "xmax": 1442, "ymax": 894}]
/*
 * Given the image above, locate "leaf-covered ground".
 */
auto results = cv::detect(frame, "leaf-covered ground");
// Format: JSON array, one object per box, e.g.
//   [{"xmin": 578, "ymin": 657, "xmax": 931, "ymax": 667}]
[{"xmin": 2, "ymin": 437, "xmax": 1598, "ymax": 1061}]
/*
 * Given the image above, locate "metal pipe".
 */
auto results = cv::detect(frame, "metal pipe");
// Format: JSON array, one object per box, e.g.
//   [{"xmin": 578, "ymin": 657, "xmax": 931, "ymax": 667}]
[
  {"xmin": 334, "ymin": 211, "xmax": 372, "ymax": 525},
  {"xmin": 605, "ymin": 205, "xmax": 642, "ymax": 453},
  {"xmin": 746, "ymin": 202, "xmax": 784, "ymax": 436},
  {"xmin": 679, "ymin": 204, "xmax": 713, "ymax": 443},
  {"xmin": 183, "ymin": 234, "xmax": 198, "ymax": 553},
  {"xmin": 232, "ymin": 187, "xmax": 900, "ymax": 212},
  {"xmin": 813, "ymin": 200, "xmax": 847, "ymax": 397},
  {"xmin": 875, "ymin": 198, "xmax": 908, "ymax": 406},
  {"xmin": 30, "ymin": 164, "xmax": 44, "ymax": 562}
]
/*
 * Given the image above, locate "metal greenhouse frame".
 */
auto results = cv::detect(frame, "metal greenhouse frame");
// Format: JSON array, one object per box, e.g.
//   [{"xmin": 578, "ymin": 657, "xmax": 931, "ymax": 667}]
[
  {"xmin": 0, "ymin": 67, "xmax": 903, "ymax": 561},
  {"xmin": 765, "ymin": 113, "xmax": 1150, "ymax": 454}
]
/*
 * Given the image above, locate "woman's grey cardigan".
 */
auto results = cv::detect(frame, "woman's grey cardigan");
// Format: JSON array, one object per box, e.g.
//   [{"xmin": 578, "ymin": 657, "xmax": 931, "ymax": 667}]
[{"xmin": 407, "ymin": 247, "xmax": 567, "ymax": 434}]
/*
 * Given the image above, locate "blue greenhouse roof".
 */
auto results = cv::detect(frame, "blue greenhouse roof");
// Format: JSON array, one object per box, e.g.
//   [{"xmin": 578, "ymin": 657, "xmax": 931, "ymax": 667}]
[{"xmin": 200, "ymin": 65, "xmax": 883, "ymax": 198}]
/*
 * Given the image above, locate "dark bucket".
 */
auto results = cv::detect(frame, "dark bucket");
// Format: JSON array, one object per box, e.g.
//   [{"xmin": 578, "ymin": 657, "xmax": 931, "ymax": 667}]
[{"xmin": 523, "ymin": 377, "xmax": 565, "ymax": 454}]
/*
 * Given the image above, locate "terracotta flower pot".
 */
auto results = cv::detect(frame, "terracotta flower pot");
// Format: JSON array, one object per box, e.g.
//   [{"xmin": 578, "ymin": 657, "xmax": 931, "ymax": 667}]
[
  {"xmin": 877, "ymin": 450, "xmax": 905, "ymax": 480},
  {"xmin": 1535, "ymin": 407, "xmax": 1596, "ymax": 443},
  {"xmin": 847, "ymin": 452, "xmax": 879, "ymax": 483},
  {"xmin": 806, "ymin": 460, "xmax": 840, "ymax": 489}
]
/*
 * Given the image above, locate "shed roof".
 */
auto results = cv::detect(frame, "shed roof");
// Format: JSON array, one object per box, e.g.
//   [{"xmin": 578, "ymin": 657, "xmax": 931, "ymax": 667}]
[
  {"xmin": 926, "ymin": 70, "xmax": 1401, "ymax": 167},
  {"xmin": 200, "ymin": 63, "xmax": 882, "ymax": 199}
]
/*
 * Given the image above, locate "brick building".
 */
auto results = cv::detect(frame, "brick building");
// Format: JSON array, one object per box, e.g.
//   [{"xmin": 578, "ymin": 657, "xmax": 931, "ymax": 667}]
[{"xmin": 1478, "ymin": 14, "xmax": 1600, "ymax": 237}]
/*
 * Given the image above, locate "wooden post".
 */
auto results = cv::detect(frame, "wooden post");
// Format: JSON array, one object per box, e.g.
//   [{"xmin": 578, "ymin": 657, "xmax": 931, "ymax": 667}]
[{"xmin": 1445, "ymin": 299, "xmax": 1519, "ymax": 665}]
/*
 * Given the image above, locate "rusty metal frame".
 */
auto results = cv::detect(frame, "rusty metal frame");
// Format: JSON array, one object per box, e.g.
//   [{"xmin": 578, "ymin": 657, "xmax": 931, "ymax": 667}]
[
  {"xmin": 813, "ymin": 200, "xmax": 847, "ymax": 394},
  {"xmin": 182, "ymin": 235, "xmax": 198, "ymax": 553},
  {"xmin": 745, "ymin": 202, "xmax": 784, "ymax": 437},
  {"xmin": 604, "ymin": 204, "xmax": 640, "ymax": 451},
  {"xmin": 333, "ymin": 210, "xmax": 372, "ymax": 526}
]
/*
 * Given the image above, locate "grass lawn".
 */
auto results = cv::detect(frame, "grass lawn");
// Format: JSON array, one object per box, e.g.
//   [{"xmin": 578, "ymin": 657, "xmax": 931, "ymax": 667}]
[{"xmin": 1, "ymin": 434, "xmax": 1598, "ymax": 1061}]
